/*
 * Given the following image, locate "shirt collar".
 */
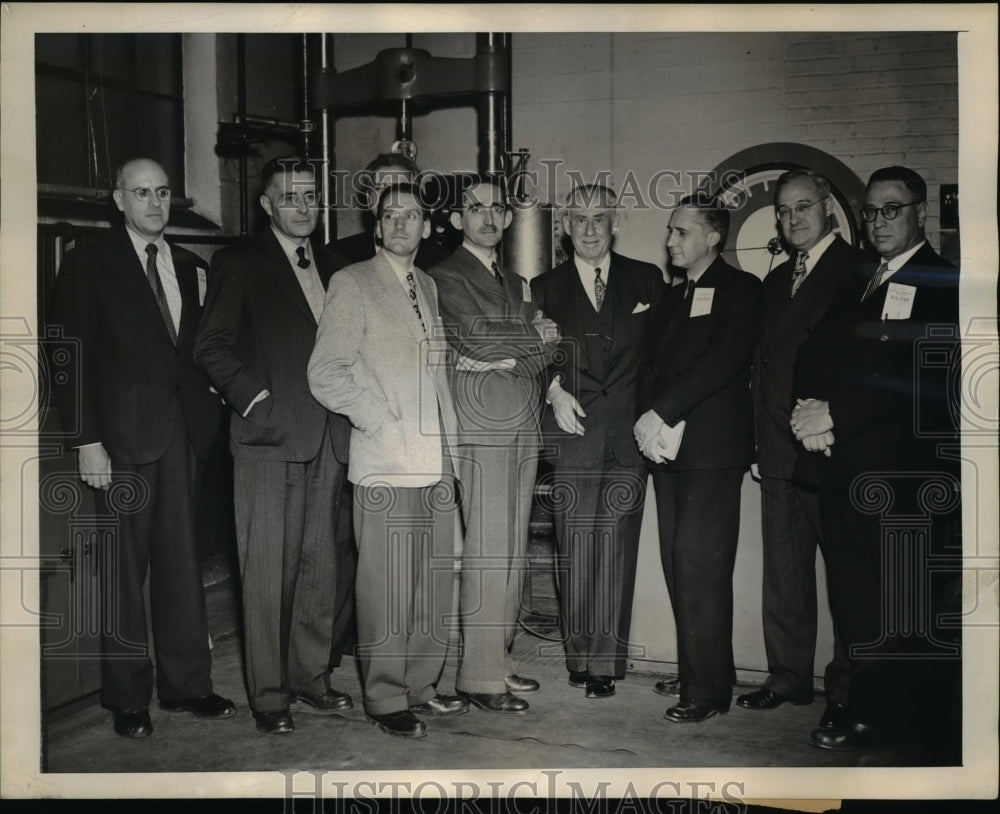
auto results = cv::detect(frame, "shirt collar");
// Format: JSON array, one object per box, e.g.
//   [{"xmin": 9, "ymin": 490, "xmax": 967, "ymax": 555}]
[
  {"xmin": 463, "ymin": 241, "xmax": 497, "ymax": 272},
  {"xmin": 125, "ymin": 225, "xmax": 169, "ymax": 261},
  {"xmin": 685, "ymin": 253, "xmax": 720, "ymax": 285},
  {"xmin": 883, "ymin": 239, "xmax": 925, "ymax": 272},
  {"xmin": 798, "ymin": 230, "xmax": 837, "ymax": 272},
  {"xmin": 574, "ymin": 252, "xmax": 611, "ymax": 278},
  {"xmin": 270, "ymin": 226, "xmax": 311, "ymax": 266},
  {"xmin": 379, "ymin": 247, "xmax": 413, "ymax": 283}
]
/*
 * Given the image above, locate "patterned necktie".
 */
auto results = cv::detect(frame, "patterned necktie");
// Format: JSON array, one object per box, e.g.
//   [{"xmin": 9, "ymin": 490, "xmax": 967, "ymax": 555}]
[
  {"xmin": 594, "ymin": 267, "xmax": 606, "ymax": 311},
  {"xmin": 145, "ymin": 243, "xmax": 177, "ymax": 345},
  {"xmin": 295, "ymin": 246, "xmax": 311, "ymax": 269},
  {"xmin": 491, "ymin": 260, "xmax": 504, "ymax": 289},
  {"xmin": 790, "ymin": 251, "xmax": 809, "ymax": 297},
  {"xmin": 406, "ymin": 270, "xmax": 427, "ymax": 334},
  {"xmin": 862, "ymin": 261, "xmax": 890, "ymax": 301}
]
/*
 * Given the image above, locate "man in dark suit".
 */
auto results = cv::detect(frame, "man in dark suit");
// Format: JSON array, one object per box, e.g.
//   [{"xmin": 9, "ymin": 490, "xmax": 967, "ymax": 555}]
[
  {"xmin": 429, "ymin": 176, "xmax": 558, "ymax": 714},
  {"xmin": 532, "ymin": 184, "xmax": 666, "ymax": 700},
  {"xmin": 194, "ymin": 156, "xmax": 355, "ymax": 735},
  {"xmin": 792, "ymin": 166, "xmax": 961, "ymax": 755},
  {"xmin": 49, "ymin": 157, "xmax": 235, "ymax": 739},
  {"xmin": 738, "ymin": 169, "xmax": 855, "ymax": 727},
  {"xmin": 635, "ymin": 194, "xmax": 762, "ymax": 723},
  {"xmin": 325, "ymin": 152, "xmax": 453, "ymax": 272}
]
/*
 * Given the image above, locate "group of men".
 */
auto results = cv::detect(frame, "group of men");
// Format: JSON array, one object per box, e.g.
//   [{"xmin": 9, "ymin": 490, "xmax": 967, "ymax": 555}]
[{"xmin": 49, "ymin": 149, "xmax": 960, "ymax": 757}]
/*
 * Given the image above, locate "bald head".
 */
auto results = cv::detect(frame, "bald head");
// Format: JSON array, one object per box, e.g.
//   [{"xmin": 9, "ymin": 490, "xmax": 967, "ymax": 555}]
[{"xmin": 113, "ymin": 158, "xmax": 171, "ymax": 241}]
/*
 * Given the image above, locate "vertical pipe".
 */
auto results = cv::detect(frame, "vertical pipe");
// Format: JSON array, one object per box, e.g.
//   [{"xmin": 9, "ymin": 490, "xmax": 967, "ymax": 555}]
[
  {"xmin": 299, "ymin": 34, "xmax": 311, "ymax": 158},
  {"xmin": 237, "ymin": 33, "xmax": 248, "ymax": 236},
  {"xmin": 320, "ymin": 34, "xmax": 336, "ymax": 246},
  {"xmin": 476, "ymin": 33, "xmax": 506, "ymax": 176}
]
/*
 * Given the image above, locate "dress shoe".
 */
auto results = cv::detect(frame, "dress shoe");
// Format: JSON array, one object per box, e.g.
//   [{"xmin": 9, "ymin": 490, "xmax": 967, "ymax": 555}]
[
  {"xmin": 653, "ymin": 678, "xmax": 680, "ymax": 697},
  {"xmin": 112, "ymin": 707, "xmax": 153, "ymax": 739},
  {"xmin": 809, "ymin": 721, "xmax": 881, "ymax": 751},
  {"xmin": 568, "ymin": 670, "xmax": 591, "ymax": 688},
  {"xmin": 585, "ymin": 677, "xmax": 616, "ymax": 699},
  {"xmin": 736, "ymin": 688, "xmax": 811, "ymax": 710},
  {"xmin": 505, "ymin": 674, "xmax": 540, "ymax": 693},
  {"xmin": 252, "ymin": 709, "xmax": 294, "ymax": 734},
  {"xmin": 159, "ymin": 692, "xmax": 237, "ymax": 719},
  {"xmin": 819, "ymin": 701, "xmax": 849, "ymax": 729},
  {"xmin": 367, "ymin": 710, "xmax": 427, "ymax": 738},
  {"xmin": 664, "ymin": 700, "xmax": 729, "ymax": 723},
  {"xmin": 293, "ymin": 688, "xmax": 353, "ymax": 713},
  {"xmin": 411, "ymin": 695, "xmax": 470, "ymax": 717},
  {"xmin": 457, "ymin": 689, "xmax": 529, "ymax": 714}
]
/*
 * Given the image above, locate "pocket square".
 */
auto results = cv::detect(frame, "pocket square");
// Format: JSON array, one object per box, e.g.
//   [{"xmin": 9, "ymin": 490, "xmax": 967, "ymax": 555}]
[{"xmin": 631, "ymin": 302, "xmax": 650, "ymax": 314}]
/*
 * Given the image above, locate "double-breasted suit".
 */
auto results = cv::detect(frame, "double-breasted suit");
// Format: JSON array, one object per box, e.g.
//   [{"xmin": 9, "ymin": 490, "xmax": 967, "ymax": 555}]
[
  {"xmin": 308, "ymin": 251, "xmax": 460, "ymax": 715},
  {"xmin": 194, "ymin": 228, "xmax": 354, "ymax": 715},
  {"xmin": 49, "ymin": 225, "xmax": 224, "ymax": 711},
  {"xmin": 429, "ymin": 246, "xmax": 552, "ymax": 693},
  {"xmin": 639, "ymin": 255, "xmax": 762, "ymax": 707},
  {"xmin": 532, "ymin": 252, "xmax": 666, "ymax": 680},
  {"xmin": 793, "ymin": 242, "xmax": 960, "ymax": 744},
  {"xmin": 751, "ymin": 236, "xmax": 859, "ymax": 704}
]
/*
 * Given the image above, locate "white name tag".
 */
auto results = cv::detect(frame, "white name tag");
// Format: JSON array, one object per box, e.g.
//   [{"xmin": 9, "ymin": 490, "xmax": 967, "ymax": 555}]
[
  {"xmin": 882, "ymin": 282, "xmax": 915, "ymax": 320},
  {"xmin": 522, "ymin": 278, "xmax": 532, "ymax": 303},
  {"xmin": 689, "ymin": 288, "xmax": 714, "ymax": 317},
  {"xmin": 197, "ymin": 267, "xmax": 208, "ymax": 306}
]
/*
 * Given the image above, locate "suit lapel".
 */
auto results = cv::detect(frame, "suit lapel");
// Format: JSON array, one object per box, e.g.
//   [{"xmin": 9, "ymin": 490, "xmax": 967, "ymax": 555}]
[
  {"xmin": 260, "ymin": 230, "xmax": 317, "ymax": 324},
  {"xmin": 373, "ymin": 252, "xmax": 428, "ymax": 344},
  {"xmin": 108, "ymin": 228, "xmax": 176, "ymax": 344},
  {"xmin": 172, "ymin": 246, "xmax": 199, "ymax": 345}
]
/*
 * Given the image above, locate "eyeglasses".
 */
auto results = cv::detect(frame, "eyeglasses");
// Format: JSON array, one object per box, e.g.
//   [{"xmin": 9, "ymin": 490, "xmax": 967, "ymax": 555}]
[
  {"xmin": 776, "ymin": 197, "xmax": 827, "ymax": 221},
  {"xmin": 120, "ymin": 186, "xmax": 172, "ymax": 202},
  {"xmin": 860, "ymin": 201, "xmax": 922, "ymax": 223}
]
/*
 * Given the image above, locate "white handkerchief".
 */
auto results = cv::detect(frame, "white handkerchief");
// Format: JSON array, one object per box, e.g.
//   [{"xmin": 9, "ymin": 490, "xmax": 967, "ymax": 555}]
[
  {"xmin": 882, "ymin": 282, "xmax": 916, "ymax": 320},
  {"xmin": 690, "ymin": 288, "xmax": 714, "ymax": 317},
  {"xmin": 632, "ymin": 302, "xmax": 650, "ymax": 314},
  {"xmin": 654, "ymin": 420, "xmax": 686, "ymax": 462},
  {"xmin": 197, "ymin": 267, "xmax": 208, "ymax": 306}
]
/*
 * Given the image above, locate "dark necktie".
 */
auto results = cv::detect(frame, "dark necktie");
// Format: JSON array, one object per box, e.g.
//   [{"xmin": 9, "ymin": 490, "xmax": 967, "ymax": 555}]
[
  {"xmin": 406, "ymin": 271, "xmax": 427, "ymax": 334},
  {"xmin": 295, "ymin": 246, "xmax": 311, "ymax": 269},
  {"xmin": 491, "ymin": 260, "xmax": 504, "ymax": 289},
  {"xmin": 862, "ymin": 260, "xmax": 890, "ymax": 301},
  {"xmin": 791, "ymin": 251, "xmax": 809, "ymax": 297},
  {"xmin": 594, "ymin": 267, "xmax": 606, "ymax": 311},
  {"xmin": 145, "ymin": 243, "xmax": 177, "ymax": 345},
  {"xmin": 685, "ymin": 278, "xmax": 695, "ymax": 299}
]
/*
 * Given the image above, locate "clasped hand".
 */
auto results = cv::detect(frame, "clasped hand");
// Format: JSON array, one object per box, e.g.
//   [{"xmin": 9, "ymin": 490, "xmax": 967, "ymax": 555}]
[{"xmin": 791, "ymin": 398, "xmax": 834, "ymax": 457}]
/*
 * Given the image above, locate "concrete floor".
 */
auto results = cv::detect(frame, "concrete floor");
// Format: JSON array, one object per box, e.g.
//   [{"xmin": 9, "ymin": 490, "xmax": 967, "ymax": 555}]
[{"xmin": 43, "ymin": 568, "xmax": 937, "ymax": 777}]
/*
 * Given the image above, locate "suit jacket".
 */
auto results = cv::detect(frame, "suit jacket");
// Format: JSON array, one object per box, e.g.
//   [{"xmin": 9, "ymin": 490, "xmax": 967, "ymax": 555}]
[
  {"xmin": 49, "ymin": 226, "xmax": 222, "ymax": 465},
  {"xmin": 531, "ymin": 251, "xmax": 666, "ymax": 468},
  {"xmin": 307, "ymin": 252, "xmax": 459, "ymax": 488},
  {"xmin": 428, "ymin": 246, "xmax": 552, "ymax": 446},
  {"xmin": 793, "ymin": 241, "xmax": 960, "ymax": 492},
  {"xmin": 752, "ymin": 236, "xmax": 862, "ymax": 479},
  {"xmin": 193, "ymin": 229, "xmax": 350, "ymax": 464},
  {"xmin": 638, "ymin": 255, "xmax": 762, "ymax": 471}
]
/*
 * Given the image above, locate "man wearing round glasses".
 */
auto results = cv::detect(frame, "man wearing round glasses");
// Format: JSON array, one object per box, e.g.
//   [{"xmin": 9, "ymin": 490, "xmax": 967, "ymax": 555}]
[
  {"xmin": 48, "ymin": 158, "xmax": 234, "ymax": 739},
  {"xmin": 791, "ymin": 166, "xmax": 960, "ymax": 757},
  {"xmin": 741, "ymin": 169, "xmax": 858, "ymax": 731}
]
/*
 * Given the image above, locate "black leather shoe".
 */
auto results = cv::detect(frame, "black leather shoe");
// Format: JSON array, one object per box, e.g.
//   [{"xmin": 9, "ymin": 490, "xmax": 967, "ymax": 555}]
[
  {"xmin": 253, "ymin": 709, "xmax": 294, "ymax": 734},
  {"xmin": 368, "ymin": 710, "xmax": 427, "ymax": 738},
  {"xmin": 505, "ymin": 674, "xmax": 540, "ymax": 693},
  {"xmin": 653, "ymin": 678, "xmax": 680, "ymax": 697},
  {"xmin": 809, "ymin": 721, "xmax": 881, "ymax": 751},
  {"xmin": 293, "ymin": 688, "xmax": 353, "ymax": 713},
  {"xmin": 819, "ymin": 701, "xmax": 849, "ymax": 728},
  {"xmin": 568, "ymin": 670, "xmax": 590, "ymax": 688},
  {"xmin": 112, "ymin": 707, "xmax": 153, "ymax": 739},
  {"xmin": 736, "ymin": 688, "xmax": 811, "ymax": 710},
  {"xmin": 411, "ymin": 695, "xmax": 471, "ymax": 717},
  {"xmin": 159, "ymin": 692, "xmax": 237, "ymax": 719},
  {"xmin": 457, "ymin": 689, "xmax": 529, "ymax": 714},
  {"xmin": 585, "ymin": 677, "xmax": 616, "ymax": 699},
  {"xmin": 664, "ymin": 701, "xmax": 729, "ymax": 723}
]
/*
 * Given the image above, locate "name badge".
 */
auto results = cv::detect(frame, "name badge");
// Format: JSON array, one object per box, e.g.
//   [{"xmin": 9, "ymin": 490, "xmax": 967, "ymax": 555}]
[
  {"xmin": 522, "ymin": 278, "xmax": 532, "ymax": 303},
  {"xmin": 689, "ymin": 288, "xmax": 714, "ymax": 317},
  {"xmin": 882, "ymin": 282, "xmax": 915, "ymax": 320},
  {"xmin": 197, "ymin": 267, "xmax": 208, "ymax": 306}
]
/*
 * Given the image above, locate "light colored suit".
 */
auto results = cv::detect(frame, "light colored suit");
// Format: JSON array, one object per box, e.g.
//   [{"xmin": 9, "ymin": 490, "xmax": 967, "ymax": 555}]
[{"xmin": 308, "ymin": 251, "xmax": 459, "ymax": 715}]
